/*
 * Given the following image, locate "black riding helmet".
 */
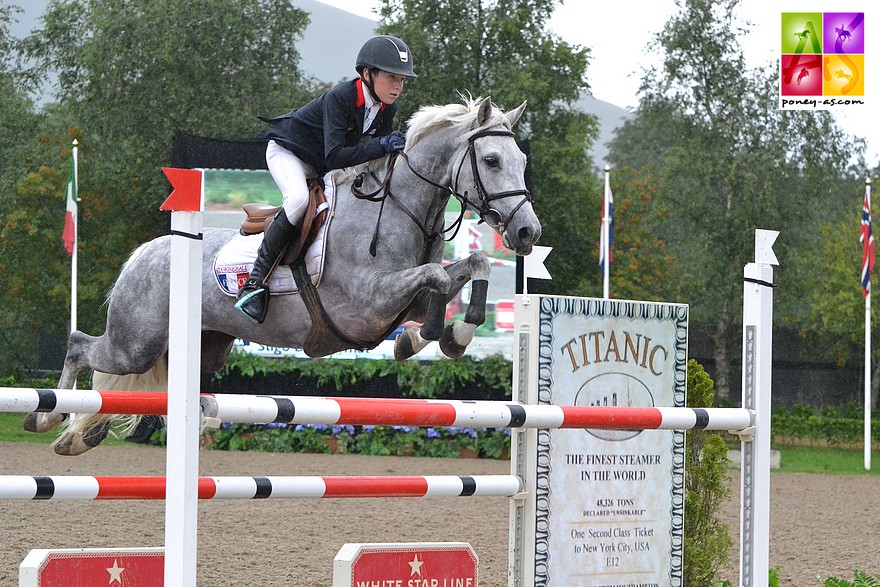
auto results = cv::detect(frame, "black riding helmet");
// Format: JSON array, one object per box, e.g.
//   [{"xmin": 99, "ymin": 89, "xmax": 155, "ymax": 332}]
[{"xmin": 355, "ymin": 35, "xmax": 418, "ymax": 79}]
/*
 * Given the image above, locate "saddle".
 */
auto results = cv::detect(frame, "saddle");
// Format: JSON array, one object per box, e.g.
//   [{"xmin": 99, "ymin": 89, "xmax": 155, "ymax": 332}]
[
  {"xmin": 238, "ymin": 177, "xmax": 370, "ymax": 355},
  {"xmin": 240, "ymin": 178, "xmax": 329, "ymax": 264}
]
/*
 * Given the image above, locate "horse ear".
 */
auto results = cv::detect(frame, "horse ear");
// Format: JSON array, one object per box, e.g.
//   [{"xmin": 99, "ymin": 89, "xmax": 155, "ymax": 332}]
[
  {"xmin": 505, "ymin": 101, "xmax": 527, "ymax": 128},
  {"xmin": 476, "ymin": 97, "xmax": 493, "ymax": 127}
]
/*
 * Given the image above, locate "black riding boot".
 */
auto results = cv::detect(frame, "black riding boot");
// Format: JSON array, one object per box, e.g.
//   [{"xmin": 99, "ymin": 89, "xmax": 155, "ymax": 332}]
[{"xmin": 235, "ymin": 213, "xmax": 299, "ymax": 324}]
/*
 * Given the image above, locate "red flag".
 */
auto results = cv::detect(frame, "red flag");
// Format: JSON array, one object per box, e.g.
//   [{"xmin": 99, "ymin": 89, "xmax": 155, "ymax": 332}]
[
  {"xmin": 62, "ymin": 156, "xmax": 77, "ymax": 255},
  {"xmin": 861, "ymin": 188, "xmax": 874, "ymax": 297}
]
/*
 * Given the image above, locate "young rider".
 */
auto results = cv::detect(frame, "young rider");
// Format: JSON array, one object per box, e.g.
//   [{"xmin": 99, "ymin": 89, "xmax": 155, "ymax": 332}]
[{"xmin": 235, "ymin": 35, "xmax": 417, "ymax": 323}]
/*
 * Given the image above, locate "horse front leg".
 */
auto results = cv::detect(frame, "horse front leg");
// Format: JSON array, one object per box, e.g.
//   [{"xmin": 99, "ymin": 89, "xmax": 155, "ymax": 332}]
[
  {"xmin": 392, "ymin": 253, "xmax": 492, "ymax": 361},
  {"xmin": 437, "ymin": 253, "xmax": 491, "ymax": 358}
]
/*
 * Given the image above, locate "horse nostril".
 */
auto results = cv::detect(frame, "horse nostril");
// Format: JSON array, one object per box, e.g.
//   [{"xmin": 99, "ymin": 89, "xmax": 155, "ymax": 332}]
[{"xmin": 518, "ymin": 226, "xmax": 534, "ymax": 244}]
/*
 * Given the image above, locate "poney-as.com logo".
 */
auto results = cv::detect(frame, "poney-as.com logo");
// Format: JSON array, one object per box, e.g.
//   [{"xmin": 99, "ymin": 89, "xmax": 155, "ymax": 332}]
[{"xmin": 780, "ymin": 12, "xmax": 865, "ymax": 110}]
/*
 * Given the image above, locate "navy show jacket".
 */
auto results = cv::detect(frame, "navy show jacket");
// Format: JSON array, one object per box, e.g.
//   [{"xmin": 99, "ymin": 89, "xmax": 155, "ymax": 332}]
[{"xmin": 257, "ymin": 78, "xmax": 397, "ymax": 175}]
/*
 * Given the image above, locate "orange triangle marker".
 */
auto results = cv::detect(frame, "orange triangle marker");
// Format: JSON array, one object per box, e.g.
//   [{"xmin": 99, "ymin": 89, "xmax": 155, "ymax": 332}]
[{"xmin": 160, "ymin": 168, "xmax": 203, "ymax": 212}]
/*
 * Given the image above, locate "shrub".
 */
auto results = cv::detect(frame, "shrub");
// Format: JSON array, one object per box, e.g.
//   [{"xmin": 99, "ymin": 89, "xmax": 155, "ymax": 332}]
[{"xmin": 684, "ymin": 359, "xmax": 733, "ymax": 587}]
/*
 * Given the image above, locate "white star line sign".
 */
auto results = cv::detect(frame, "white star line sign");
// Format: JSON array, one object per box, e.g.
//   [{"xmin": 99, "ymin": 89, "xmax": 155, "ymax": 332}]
[
  {"xmin": 409, "ymin": 554, "xmax": 424, "ymax": 577},
  {"xmin": 106, "ymin": 559, "xmax": 124, "ymax": 584}
]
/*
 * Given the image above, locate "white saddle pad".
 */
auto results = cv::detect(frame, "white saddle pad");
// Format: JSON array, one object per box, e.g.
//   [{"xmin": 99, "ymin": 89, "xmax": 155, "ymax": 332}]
[{"xmin": 213, "ymin": 173, "xmax": 336, "ymax": 297}]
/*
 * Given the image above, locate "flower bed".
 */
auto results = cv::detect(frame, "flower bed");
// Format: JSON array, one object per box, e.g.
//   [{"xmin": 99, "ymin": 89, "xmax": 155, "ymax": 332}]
[{"xmin": 196, "ymin": 422, "xmax": 512, "ymax": 459}]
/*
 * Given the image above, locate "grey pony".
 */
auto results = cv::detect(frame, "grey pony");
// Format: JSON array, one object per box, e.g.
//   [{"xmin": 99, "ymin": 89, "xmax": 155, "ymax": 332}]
[{"xmin": 24, "ymin": 96, "xmax": 542, "ymax": 455}]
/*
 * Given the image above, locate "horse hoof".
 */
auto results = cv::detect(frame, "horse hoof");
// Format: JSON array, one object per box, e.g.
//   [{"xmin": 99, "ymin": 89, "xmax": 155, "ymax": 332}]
[
  {"xmin": 394, "ymin": 331, "xmax": 416, "ymax": 362},
  {"xmin": 53, "ymin": 422, "xmax": 111, "ymax": 456},
  {"xmin": 439, "ymin": 325, "xmax": 467, "ymax": 359},
  {"xmin": 23, "ymin": 412, "xmax": 67, "ymax": 433}
]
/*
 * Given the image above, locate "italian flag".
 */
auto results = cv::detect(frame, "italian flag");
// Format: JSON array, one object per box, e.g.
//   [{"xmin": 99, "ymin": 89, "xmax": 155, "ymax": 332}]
[{"xmin": 62, "ymin": 155, "xmax": 77, "ymax": 255}]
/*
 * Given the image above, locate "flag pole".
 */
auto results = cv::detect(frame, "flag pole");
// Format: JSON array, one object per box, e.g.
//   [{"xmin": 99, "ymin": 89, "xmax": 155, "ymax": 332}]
[
  {"xmin": 71, "ymin": 140, "xmax": 79, "ymax": 336},
  {"xmin": 866, "ymin": 176, "xmax": 873, "ymax": 471},
  {"xmin": 602, "ymin": 164, "xmax": 611, "ymax": 299}
]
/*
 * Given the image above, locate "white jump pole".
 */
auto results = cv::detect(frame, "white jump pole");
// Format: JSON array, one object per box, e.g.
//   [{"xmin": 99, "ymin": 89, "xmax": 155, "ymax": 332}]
[
  {"xmin": 739, "ymin": 229, "xmax": 777, "ymax": 587},
  {"xmin": 160, "ymin": 168, "xmax": 204, "ymax": 586}
]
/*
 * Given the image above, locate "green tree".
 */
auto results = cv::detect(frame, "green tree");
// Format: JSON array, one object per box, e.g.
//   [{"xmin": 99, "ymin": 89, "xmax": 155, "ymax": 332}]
[
  {"xmin": 609, "ymin": 0, "xmax": 864, "ymax": 400},
  {"xmin": 21, "ymin": 0, "xmax": 313, "ymax": 237},
  {"xmin": 684, "ymin": 359, "xmax": 733, "ymax": 586},
  {"xmin": 375, "ymin": 0, "xmax": 602, "ymax": 294},
  {"xmin": 795, "ymin": 199, "xmax": 880, "ymax": 409},
  {"xmin": 0, "ymin": 5, "xmax": 58, "ymax": 376},
  {"xmin": 2, "ymin": 0, "xmax": 315, "ymax": 369},
  {"xmin": 601, "ymin": 167, "xmax": 679, "ymax": 302}
]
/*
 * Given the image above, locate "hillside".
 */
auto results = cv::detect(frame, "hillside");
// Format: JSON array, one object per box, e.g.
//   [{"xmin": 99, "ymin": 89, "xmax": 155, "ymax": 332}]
[{"xmin": 9, "ymin": 0, "xmax": 630, "ymax": 170}]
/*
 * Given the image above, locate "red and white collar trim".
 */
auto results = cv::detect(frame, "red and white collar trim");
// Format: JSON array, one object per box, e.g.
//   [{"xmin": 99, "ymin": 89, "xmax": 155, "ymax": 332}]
[{"xmin": 356, "ymin": 78, "xmax": 386, "ymax": 111}]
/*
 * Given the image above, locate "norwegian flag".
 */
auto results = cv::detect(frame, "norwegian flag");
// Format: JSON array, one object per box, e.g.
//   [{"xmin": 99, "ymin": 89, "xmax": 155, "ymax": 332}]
[
  {"xmin": 599, "ymin": 185, "xmax": 613, "ymax": 274},
  {"xmin": 861, "ymin": 188, "xmax": 875, "ymax": 297}
]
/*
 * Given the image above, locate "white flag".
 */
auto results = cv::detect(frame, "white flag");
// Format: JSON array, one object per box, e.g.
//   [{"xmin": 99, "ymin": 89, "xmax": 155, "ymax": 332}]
[{"xmin": 524, "ymin": 246, "xmax": 552, "ymax": 280}]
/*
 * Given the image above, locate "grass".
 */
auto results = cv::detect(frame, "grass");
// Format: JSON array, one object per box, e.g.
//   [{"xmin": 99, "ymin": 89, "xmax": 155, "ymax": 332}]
[
  {"xmin": 773, "ymin": 443, "xmax": 880, "ymax": 476},
  {"xmin": 0, "ymin": 412, "xmax": 130, "ymax": 447}
]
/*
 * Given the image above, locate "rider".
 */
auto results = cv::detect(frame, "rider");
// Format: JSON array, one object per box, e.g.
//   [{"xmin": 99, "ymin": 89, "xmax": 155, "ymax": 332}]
[{"xmin": 235, "ymin": 35, "xmax": 418, "ymax": 324}]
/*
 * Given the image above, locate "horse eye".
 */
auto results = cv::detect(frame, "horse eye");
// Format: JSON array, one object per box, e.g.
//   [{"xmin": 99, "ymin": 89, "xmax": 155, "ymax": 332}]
[{"xmin": 484, "ymin": 156, "xmax": 499, "ymax": 168}]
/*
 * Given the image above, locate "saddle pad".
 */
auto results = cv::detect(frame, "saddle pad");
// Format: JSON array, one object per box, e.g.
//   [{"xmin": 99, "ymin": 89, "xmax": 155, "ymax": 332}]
[{"xmin": 213, "ymin": 173, "xmax": 336, "ymax": 297}]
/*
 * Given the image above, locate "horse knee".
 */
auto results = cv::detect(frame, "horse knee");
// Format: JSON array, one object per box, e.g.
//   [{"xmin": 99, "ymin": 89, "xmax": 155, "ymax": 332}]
[{"xmin": 425, "ymin": 265, "xmax": 452, "ymax": 294}]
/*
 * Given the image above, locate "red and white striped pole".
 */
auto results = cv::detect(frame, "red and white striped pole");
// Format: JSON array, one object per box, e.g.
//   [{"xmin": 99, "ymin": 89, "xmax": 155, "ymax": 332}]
[
  {"xmin": 0, "ymin": 388, "xmax": 754, "ymax": 432},
  {"xmin": 0, "ymin": 475, "xmax": 523, "ymax": 500}
]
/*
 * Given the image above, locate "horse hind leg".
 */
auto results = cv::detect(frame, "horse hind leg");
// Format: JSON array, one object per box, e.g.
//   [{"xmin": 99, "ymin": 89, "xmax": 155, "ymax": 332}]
[
  {"xmin": 22, "ymin": 330, "xmax": 96, "ymax": 434},
  {"xmin": 53, "ymin": 355, "xmax": 169, "ymax": 456}
]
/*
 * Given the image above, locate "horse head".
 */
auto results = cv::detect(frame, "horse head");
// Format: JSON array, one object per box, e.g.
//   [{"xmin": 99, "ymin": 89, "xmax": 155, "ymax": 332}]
[{"xmin": 412, "ymin": 96, "xmax": 541, "ymax": 256}]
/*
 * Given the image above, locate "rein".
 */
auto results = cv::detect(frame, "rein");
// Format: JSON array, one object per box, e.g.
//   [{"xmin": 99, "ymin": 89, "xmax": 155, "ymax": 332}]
[{"xmin": 350, "ymin": 127, "xmax": 532, "ymax": 259}]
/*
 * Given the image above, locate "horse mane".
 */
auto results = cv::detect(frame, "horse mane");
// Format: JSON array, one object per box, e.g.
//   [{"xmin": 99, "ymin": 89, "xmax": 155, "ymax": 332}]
[
  {"xmin": 405, "ymin": 95, "xmax": 508, "ymax": 146},
  {"xmin": 332, "ymin": 95, "xmax": 508, "ymax": 186}
]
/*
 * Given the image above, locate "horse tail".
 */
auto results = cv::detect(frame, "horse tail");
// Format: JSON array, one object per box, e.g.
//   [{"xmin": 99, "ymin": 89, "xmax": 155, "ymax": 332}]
[{"xmin": 52, "ymin": 355, "xmax": 169, "ymax": 455}]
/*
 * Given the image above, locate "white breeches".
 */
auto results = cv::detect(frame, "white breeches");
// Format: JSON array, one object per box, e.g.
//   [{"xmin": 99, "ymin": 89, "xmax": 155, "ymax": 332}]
[{"xmin": 266, "ymin": 140, "xmax": 317, "ymax": 225}]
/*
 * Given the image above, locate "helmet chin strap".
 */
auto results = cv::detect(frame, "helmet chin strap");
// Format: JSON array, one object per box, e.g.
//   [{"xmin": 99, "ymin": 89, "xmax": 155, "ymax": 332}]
[{"xmin": 361, "ymin": 69, "xmax": 383, "ymax": 104}]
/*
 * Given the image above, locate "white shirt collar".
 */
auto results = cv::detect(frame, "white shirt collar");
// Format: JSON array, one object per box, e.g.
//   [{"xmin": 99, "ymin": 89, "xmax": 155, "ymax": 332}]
[{"xmin": 363, "ymin": 88, "xmax": 381, "ymax": 132}]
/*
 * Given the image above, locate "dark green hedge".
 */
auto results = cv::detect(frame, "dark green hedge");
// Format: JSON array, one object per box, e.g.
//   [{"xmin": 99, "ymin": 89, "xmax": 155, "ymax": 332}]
[
  {"xmin": 772, "ymin": 404, "xmax": 880, "ymax": 447},
  {"xmin": 202, "ymin": 351, "xmax": 514, "ymax": 401}
]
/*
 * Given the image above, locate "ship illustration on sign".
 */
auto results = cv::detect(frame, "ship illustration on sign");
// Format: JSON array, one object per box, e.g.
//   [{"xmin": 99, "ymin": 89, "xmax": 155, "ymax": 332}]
[{"xmin": 574, "ymin": 373, "xmax": 655, "ymax": 441}]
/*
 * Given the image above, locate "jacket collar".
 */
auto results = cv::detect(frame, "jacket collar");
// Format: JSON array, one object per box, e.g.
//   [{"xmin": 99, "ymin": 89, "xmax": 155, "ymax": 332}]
[{"xmin": 356, "ymin": 78, "xmax": 386, "ymax": 111}]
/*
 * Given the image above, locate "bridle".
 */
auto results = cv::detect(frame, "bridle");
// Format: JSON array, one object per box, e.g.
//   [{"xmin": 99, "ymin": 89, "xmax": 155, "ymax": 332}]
[
  {"xmin": 453, "ymin": 128, "xmax": 532, "ymax": 233},
  {"xmin": 351, "ymin": 126, "xmax": 532, "ymax": 260}
]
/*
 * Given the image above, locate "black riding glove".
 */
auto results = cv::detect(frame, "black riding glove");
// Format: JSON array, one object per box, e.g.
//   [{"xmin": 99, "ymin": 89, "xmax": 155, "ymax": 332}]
[{"xmin": 379, "ymin": 131, "xmax": 406, "ymax": 153}]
